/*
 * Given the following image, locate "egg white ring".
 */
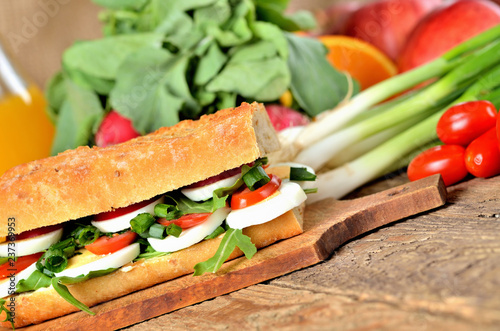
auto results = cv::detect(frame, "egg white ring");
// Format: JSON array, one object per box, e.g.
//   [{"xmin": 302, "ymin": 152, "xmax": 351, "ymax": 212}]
[
  {"xmin": 0, "ymin": 261, "xmax": 38, "ymax": 298},
  {"xmin": 91, "ymin": 197, "xmax": 164, "ymax": 233},
  {"xmin": 181, "ymin": 174, "xmax": 241, "ymax": 202},
  {"xmin": 0, "ymin": 228, "xmax": 63, "ymax": 258},
  {"xmin": 268, "ymin": 162, "xmax": 316, "ymax": 190},
  {"xmin": 55, "ymin": 243, "xmax": 140, "ymax": 278},
  {"xmin": 148, "ymin": 207, "xmax": 230, "ymax": 253},
  {"xmin": 226, "ymin": 181, "xmax": 307, "ymax": 230}
]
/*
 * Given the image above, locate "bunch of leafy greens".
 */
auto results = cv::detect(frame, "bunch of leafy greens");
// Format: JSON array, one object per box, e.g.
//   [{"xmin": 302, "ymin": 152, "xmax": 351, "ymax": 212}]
[{"xmin": 46, "ymin": 0, "xmax": 357, "ymax": 155}]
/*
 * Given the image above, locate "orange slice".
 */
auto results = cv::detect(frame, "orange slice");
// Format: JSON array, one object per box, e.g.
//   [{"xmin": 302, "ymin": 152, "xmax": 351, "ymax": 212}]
[{"xmin": 319, "ymin": 35, "xmax": 398, "ymax": 90}]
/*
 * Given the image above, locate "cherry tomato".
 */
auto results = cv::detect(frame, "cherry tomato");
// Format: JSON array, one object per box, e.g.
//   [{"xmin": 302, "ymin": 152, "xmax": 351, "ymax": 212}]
[
  {"xmin": 497, "ymin": 110, "xmax": 500, "ymax": 151},
  {"xmin": 85, "ymin": 231, "xmax": 137, "ymax": 255},
  {"xmin": 231, "ymin": 174, "xmax": 281, "ymax": 210},
  {"xmin": 93, "ymin": 196, "xmax": 159, "ymax": 222},
  {"xmin": 436, "ymin": 100, "xmax": 497, "ymax": 146},
  {"xmin": 465, "ymin": 127, "xmax": 500, "ymax": 178},
  {"xmin": 0, "ymin": 252, "xmax": 44, "ymax": 280},
  {"xmin": 16, "ymin": 224, "xmax": 63, "ymax": 241},
  {"xmin": 407, "ymin": 145, "xmax": 468, "ymax": 186},
  {"xmin": 158, "ymin": 213, "xmax": 211, "ymax": 229}
]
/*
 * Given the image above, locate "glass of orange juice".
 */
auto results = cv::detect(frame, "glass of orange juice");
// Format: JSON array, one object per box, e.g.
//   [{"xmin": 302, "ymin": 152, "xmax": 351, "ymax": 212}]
[{"xmin": 0, "ymin": 40, "xmax": 55, "ymax": 175}]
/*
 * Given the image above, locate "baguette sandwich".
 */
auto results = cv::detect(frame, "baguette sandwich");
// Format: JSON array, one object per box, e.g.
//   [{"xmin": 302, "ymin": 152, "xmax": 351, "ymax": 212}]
[{"xmin": 0, "ymin": 102, "xmax": 315, "ymax": 328}]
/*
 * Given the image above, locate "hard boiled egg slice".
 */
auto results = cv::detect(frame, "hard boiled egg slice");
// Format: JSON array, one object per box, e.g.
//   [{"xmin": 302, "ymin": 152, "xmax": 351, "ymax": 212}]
[
  {"xmin": 148, "ymin": 207, "xmax": 230, "ymax": 253},
  {"xmin": 55, "ymin": 243, "xmax": 140, "ymax": 278},
  {"xmin": 181, "ymin": 174, "xmax": 241, "ymax": 202},
  {"xmin": 226, "ymin": 181, "xmax": 306, "ymax": 230},
  {"xmin": 0, "ymin": 261, "xmax": 38, "ymax": 298},
  {"xmin": 91, "ymin": 197, "xmax": 163, "ymax": 233},
  {"xmin": 0, "ymin": 228, "xmax": 63, "ymax": 257}
]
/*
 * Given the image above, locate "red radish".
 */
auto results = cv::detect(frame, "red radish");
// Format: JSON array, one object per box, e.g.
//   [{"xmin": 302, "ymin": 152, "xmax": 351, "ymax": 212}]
[
  {"xmin": 341, "ymin": 0, "xmax": 442, "ymax": 61},
  {"xmin": 265, "ymin": 105, "xmax": 310, "ymax": 132},
  {"xmin": 95, "ymin": 111, "xmax": 140, "ymax": 147},
  {"xmin": 398, "ymin": 0, "xmax": 500, "ymax": 72}
]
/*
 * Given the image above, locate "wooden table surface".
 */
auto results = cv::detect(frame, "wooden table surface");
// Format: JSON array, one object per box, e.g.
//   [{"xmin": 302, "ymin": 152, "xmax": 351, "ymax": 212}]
[{"xmin": 124, "ymin": 174, "xmax": 500, "ymax": 331}]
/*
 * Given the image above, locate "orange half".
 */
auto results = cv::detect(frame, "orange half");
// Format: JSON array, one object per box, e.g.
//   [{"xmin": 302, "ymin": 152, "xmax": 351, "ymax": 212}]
[{"xmin": 319, "ymin": 35, "xmax": 398, "ymax": 90}]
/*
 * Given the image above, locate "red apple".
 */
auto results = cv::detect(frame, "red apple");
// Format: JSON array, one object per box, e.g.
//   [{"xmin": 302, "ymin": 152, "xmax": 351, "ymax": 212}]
[
  {"xmin": 340, "ymin": 0, "xmax": 442, "ymax": 61},
  {"xmin": 398, "ymin": 0, "xmax": 500, "ymax": 72}
]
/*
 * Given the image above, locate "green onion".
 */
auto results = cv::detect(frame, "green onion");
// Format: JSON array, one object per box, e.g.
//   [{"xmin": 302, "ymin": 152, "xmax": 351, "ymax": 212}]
[
  {"xmin": 166, "ymin": 224, "xmax": 182, "ymax": 238},
  {"xmin": 290, "ymin": 167, "xmax": 317, "ymax": 181},
  {"xmin": 296, "ymin": 39, "xmax": 500, "ymax": 171},
  {"xmin": 242, "ymin": 165, "xmax": 270, "ymax": 190},
  {"xmin": 307, "ymin": 62, "xmax": 500, "ymax": 202},
  {"xmin": 149, "ymin": 223, "xmax": 166, "ymax": 239},
  {"xmin": 130, "ymin": 213, "xmax": 156, "ymax": 234},
  {"xmin": 154, "ymin": 203, "xmax": 182, "ymax": 220},
  {"xmin": 294, "ymin": 24, "xmax": 500, "ymax": 150},
  {"xmin": 71, "ymin": 225, "xmax": 100, "ymax": 246}
]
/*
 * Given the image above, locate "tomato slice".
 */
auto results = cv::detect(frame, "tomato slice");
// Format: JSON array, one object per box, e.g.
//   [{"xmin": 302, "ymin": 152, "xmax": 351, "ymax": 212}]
[
  {"xmin": 158, "ymin": 213, "xmax": 211, "ymax": 229},
  {"xmin": 85, "ymin": 231, "xmax": 137, "ymax": 255},
  {"xmin": 16, "ymin": 224, "xmax": 63, "ymax": 241},
  {"xmin": 407, "ymin": 145, "xmax": 468, "ymax": 186},
  {"xmin": 231, "ymin": 174, "xmax": 281, "ymax": 210},
  {"xmin": 0, "ymin": 252, "xmax": 43, "ymax": 280},
  {"xmin": 94, "ymin": 196, "xmax": 159, "ymax": 222}
]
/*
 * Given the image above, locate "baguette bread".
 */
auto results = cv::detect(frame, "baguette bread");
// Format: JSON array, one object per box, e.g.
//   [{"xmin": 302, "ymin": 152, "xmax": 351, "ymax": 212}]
[
  {"xmin": 0, "ymin": 102, "xmax": 280, "ymax": 236},
  {"xmin": 0, "ymin": 102, "xmax": 307, "ymax": 328},
  {"xmin": 5, "ymin": 207, "xmax": 303, "ymax": 328}
]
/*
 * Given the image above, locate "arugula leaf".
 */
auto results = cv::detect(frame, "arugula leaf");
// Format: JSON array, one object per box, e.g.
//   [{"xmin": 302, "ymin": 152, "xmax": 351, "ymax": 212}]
[
  {"xmin": 0, "ymin": 298, "xmax": 14, "ymax": 330},
  {"xmin": 285, "ymin": 32, "xmax": 359, "ymax": 117},
  {"xmin": 193, "ymin": 228, "xmax": 256, "ymax": 275},
  {"xmin": 16, "ymin": 270, "xmax": 52, "ymax": 293},
  {"xmin": 52, "ymin": 268, "xmax": 118, "ymax": 315},
  {"xmin": 204, "ymin": 225, "xmax": 225, "ymax": 240}
]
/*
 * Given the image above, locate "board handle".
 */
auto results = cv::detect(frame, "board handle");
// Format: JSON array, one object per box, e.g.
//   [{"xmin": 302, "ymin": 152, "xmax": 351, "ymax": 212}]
[{"xmin": 309, "ymin": 174, "xmax": 447, "ymax": 260}]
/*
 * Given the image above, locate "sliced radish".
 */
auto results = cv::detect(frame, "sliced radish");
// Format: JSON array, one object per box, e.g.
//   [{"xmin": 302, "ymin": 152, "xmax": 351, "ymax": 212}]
[
  {"xmin": 181, "ymin": 174, "xmax": 241, "ymax": 201},
  {"xmin": 226, "ymin": 181, "xmax": 306, "ymax": 229},
  {"xmin": 0, "ymin": 228, "xmax": 63, "ymax": 257},
  {"xmin": 91, "ymin": 197, "xmax": 164, "ymax": 233},
  {"xmin": 148, "ymin": 207, "xmax": 230, "ymax": 253},
  {"xmin": 55, "ymin": 243, "xmax": 140, "ymax": 278},
  {"xmin": 0, "ymin": 261, "xmax": 38, "ymax": 298}
]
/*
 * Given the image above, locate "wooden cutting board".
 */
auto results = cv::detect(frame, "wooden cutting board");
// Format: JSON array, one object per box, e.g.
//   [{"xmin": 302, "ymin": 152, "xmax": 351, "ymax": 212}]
[{"xmin": 15, "ymin": 175, "xmax": 446, "ymax": 331}]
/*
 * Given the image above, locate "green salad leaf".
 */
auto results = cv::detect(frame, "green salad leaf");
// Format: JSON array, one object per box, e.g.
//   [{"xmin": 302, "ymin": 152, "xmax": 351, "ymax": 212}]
[
  {"xmin": 193, "ymin": 228, "xmax": 256, "ymax": 275},
  {"xmin": 16, "ymin": 270, "xmax": 52, "ymax": 293},
  {"xmin": 52, "ymin": 268, "xmax": 118, "ymax": 315},
  {"xmin": 47, "ymin": 0, "xmax": 355, "ymax": 154}
]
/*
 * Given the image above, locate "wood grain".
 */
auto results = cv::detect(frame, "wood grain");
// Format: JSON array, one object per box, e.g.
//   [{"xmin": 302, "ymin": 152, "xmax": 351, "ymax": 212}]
[
  {"xmin": 12, "ymin": 175, "xmax": 446, "ymax": 330},
  {"xmin": 126, "ymin": 175, "xmax": 500, "ymax": 331}
]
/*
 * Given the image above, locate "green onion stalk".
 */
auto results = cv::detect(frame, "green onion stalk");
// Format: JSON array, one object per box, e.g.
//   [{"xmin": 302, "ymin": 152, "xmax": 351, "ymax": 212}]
[
  {"xmin": 307, "ymin": 63, "xmax": 500, "ymax": 203},
  {"xmin": 294, "ymin": 24, "xmax": 500, "ymax": 150},
  {"xmin": 295, "ymin": 39, "xmax": 500, "ymax": 171}
]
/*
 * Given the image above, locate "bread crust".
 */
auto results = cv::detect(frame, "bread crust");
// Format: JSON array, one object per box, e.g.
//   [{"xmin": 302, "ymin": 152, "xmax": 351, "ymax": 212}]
[
  {"xmin": 0, "ymin": 102, "xmax": 280, "ymax": 236},
  {"xmin": 2, "ymin": 207, "xmax": 303, "ymax": 328}
]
